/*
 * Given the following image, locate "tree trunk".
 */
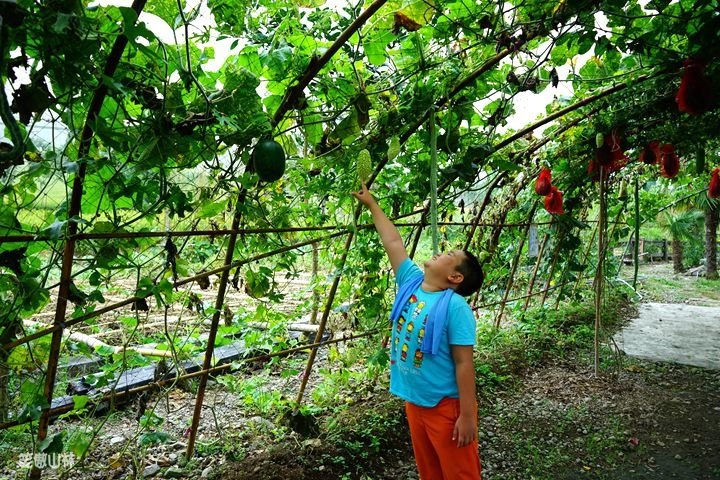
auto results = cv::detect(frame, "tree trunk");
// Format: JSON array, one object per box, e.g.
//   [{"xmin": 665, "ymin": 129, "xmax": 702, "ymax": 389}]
[
  {"xmin": 672, "ymin": 238, "xmax": 684, "ymax": 273},
  {"xmin": 705, "ymin": 204, "xmax": 719, "ymax": 279}
]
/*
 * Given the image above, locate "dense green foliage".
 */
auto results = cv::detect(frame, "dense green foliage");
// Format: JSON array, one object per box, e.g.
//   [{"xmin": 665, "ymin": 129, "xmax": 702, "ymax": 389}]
[{"xmin": 1, "ymin": 0, "xmax": 720, "ymax": 473}]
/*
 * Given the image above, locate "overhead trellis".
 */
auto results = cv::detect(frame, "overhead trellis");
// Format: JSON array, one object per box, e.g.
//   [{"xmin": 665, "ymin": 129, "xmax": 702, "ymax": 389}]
[{"xmin": 1, "ymin": 0, "xmax": 720, "ymax": 475}]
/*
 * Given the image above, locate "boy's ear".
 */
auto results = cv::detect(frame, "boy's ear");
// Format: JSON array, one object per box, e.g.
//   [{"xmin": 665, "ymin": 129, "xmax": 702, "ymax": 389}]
[{"xmin": 448, "ymin": 272, "xmax": 464, "ymax": 286}]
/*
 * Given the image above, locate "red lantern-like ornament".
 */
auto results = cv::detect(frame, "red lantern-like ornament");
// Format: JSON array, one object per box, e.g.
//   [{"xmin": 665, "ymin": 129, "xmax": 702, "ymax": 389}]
[
  {"xmin": 659, "ymin": 144, "xmax": 680, "ymax": 179},
  {"xmin": 544, "ymin": 186, "xmax": 564, "ymax": 215},
  {"xmin": 709, "ymin": 168, "xmax": 720, "ymax": 199},
  {"xmin": 535, "ymin": 167, "xmax": 552, "ymax": 196},
  {"xmin": 638, "ymin": 141, "xmax": 661, "ymax": 165},
  {"xmin": 675, "ymin": 59, "xmax": 714, "ymax": 115}
]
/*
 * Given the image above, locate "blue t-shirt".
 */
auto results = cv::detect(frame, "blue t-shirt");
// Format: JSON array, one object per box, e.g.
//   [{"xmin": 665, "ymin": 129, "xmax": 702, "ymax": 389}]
[{"xmin": 389, "ymin": 258, "xmax": 476, "ymax": 407}]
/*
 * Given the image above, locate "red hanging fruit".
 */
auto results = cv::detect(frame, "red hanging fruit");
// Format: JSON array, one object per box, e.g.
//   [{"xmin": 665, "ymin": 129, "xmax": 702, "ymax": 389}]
[
  {"xmin": 638, "ymin": 141, "xmax": 661, "ymax": 165},
  {"xmin": 544, "ymin": 186, "xmax": 564, "ymax": 215},
  {"xmin": 709, "ymin": 168, "xmax": 720, "ymax": 199},
  {"xmin": 659, "ymin": 144, "xmax": 680, "ymax": 178},
  {"xmin": 675, "ymin": 58, "xmax": 714, "ymax": 115},
  {"xmin": 535, "ymin": 167, "xmax": 552, "ymax": 196}
]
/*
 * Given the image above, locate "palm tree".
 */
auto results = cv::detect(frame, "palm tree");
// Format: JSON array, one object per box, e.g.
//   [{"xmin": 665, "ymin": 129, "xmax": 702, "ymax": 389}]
[{"xmin": 659, "ymin": 209, "xmax": 704, "ymax": 273}]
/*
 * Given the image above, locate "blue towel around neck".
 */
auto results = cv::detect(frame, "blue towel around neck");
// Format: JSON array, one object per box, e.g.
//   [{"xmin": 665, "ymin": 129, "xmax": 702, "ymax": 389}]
[{"xmin": 389, "ymin": 274, "xmax": 455, "ymax": 355}]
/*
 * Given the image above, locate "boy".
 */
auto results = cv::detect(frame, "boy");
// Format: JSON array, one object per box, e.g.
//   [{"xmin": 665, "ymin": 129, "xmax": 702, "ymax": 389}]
[{"xmin": 353, "ymin": 183, "xmax": 484, "ymax": 480}]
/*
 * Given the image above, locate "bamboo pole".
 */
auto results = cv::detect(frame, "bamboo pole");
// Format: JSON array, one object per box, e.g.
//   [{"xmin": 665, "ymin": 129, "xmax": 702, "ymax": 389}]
[
  {"xmin": 463, "ymin": 174, "xmax": 506, "ymax": 250},
  {"xmin": 2, "ymin": 231, "xmax": 346, "ymax": 352},
  {"xmin": 30, "ymin": 3, "xmax": 147, "ymax": 477},
  {"xmin": 1, "ymin": 272, "xmax": 579, "ymax": 434},
  {"xmin": 23, "ymin": 321, "xmax": 173, "ymax": 358},
  {"xmin": 553, "ymin": 252, "xmax": 575, "ymax": 311},
  {"xmin": 0, "ymin": 329, "xmax": 379, "ymax": 431},
  {"xmin": 539, "ymin": 231, "xmax": 565, "ymax": 308},
  {"xmin": 0, "ymin": 219, "xmax": 564, "ymax": 245},
  {"xmin": 572, "ymin": 219, "xmax": 599, "ymax": 296},
  {"xmin": 296, "ymin": 232, "xmax": 355, "ymax": 404},
  {"xmin": 435, "ymin": 74, "xmax": 662, "ymax": 195},
  {"xmin": 523, "ymin": 232, "xmax": 549, "ymax": 310},
  {"xmin": 553, "ymin": 208, "xmax": 590, "ymax": 310},
  {"xmin": 187, "ymin": 183, "xmax": 248, "ymax": 458},
  {"xmin": 271, "ymin": 0, "xmax": 388, "ymax": 126},
  {"xmin": 310, "ymin": 242, "xmax": 320, "ymax": 325},
  {"xmin": 594, "ymin": 169, "xmax": 607, "ymax": 377},
  {"xmin": 475, "ymin": 279, "xmax": 574, "ymax": 311},
  {"xmin": 494, "ymin": 203, "xmax": 537, "ymax": 327},
  {"xmin": 633, "ymin": 174, "xmax": 640, "ymax": 289},
  {"xmin": 429, "ymin": 107, "xmax": 439, "ymax": 255},
  {"xmin": 10, "ymin": 210, "xmax": 519, "ymax": 352}
]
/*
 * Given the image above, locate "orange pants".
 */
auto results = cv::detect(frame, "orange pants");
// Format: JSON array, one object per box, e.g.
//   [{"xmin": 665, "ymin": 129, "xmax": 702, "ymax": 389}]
[{"xmin": 405, "ymin": 397, "xmax": 483, "ymax": 480}]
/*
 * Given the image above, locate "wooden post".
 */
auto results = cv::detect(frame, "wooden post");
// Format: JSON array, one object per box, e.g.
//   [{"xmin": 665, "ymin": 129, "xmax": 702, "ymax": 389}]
[
  {"xmin": 296, "ymin": 232, "xmax": 355, "ymax": 404},
  {"xmin": 572, "ymin": 220, "xmax": 599, "ymax": 296},
  {"xmin": 594, "ymin": 168, "xmax": 607, "ymax": 377},
  {"xmin": 30, "ymin": 3, "xmax": 148, "ymax": 477},
  {"xmin": 187, "ymin": 189, "xmax": 246, "ymax": 459},
  {"xmin": 540, "ymin": 231, "xmax": 565, "ymax": 307},
  {"xmin": 633, "ymin": 175, "xmax": 640, "ymax": 288},
  {"xmin": 310, "ymin": 242, "xmax": 320, "ymax": 325},
  {"xmin": 524, "ymin": 233, "xmax": 549, "ymax": 309},
  {"xmin": 494, "ymin": 204, "xmax": 537, "ymax": 327}
]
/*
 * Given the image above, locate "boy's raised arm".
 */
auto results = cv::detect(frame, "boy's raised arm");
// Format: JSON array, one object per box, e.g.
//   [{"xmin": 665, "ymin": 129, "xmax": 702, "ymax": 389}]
[{"xmin": 352, "ymin": 183, "xmax": 408, "ymax": 274}]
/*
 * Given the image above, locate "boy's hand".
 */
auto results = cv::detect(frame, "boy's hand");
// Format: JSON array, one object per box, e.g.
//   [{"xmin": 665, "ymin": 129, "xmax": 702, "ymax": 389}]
[
  {"xmin": 453, "ymin": 414, "xmax": 477, "ymax": 448},
  {"xmin": 352, "ymin": 182, "xmax": 376, "ymax": 208}
]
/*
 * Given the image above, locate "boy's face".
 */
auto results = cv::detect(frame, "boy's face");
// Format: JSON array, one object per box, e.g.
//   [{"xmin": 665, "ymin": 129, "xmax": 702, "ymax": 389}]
[{"xmin": 423, "ymin": 249, "xmax": 465, "ymax": 280}]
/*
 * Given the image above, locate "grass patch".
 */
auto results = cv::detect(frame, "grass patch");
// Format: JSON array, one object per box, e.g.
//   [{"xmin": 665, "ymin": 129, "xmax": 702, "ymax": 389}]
[
  {"xmin": 473, "ymin": 287, "xmax": 630, "ymax": 398},
  {"xmin": 637, "ymin": 273, "xmax": 720, "ymax": 303}
]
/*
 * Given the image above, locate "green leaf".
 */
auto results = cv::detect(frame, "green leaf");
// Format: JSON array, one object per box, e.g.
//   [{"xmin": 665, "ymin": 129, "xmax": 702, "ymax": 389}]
[
  {"xmin": 67, "ymin": 431, "xmax": 91, "ymax": 458},
  {"xmin": 95, "ymin": 345, "xmax": 116, "ymax": 357},
  {"xmin": 364, "ymin": 30, "xmax": 394, "ymax": 66},
  {"xmin": 139, "ymin": 431, "xmax": 170, "ymax": 446},
  {"xmin": 53, "ymin": 14, "xmax": 73, "ymax": 33},
  {"xmin": 39, "ymin": 432, "xmax": 64, "ymax": 454},
  {"xmin": 198, "ymin": 200, "xmax": 227, "ymax": 218},
  {"xmin": 72, "ymin": 395, "xmax": 90, "ymax": 411},
  {"xmin": 368, "ymin": 347, "xmax": 389, "ymax": 368}
]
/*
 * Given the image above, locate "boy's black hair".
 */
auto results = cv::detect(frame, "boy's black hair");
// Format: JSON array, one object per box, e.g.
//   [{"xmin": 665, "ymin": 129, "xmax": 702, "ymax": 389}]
[{"xmin": 455, "ymin": 250, "xmax": 484, "ymax": 297}]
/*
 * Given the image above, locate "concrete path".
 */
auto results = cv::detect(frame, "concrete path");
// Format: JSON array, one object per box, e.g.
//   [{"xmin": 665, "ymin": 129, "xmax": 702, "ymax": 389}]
[{"xmin": 614, "ymin": 302, "xmax": 720, "ymax": 369}]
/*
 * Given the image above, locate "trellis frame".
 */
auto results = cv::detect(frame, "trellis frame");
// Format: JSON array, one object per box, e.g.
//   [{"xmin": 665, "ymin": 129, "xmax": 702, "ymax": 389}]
[{"xmin": 0, "ymin": 2, "xmax": 684, "ymax": 477}]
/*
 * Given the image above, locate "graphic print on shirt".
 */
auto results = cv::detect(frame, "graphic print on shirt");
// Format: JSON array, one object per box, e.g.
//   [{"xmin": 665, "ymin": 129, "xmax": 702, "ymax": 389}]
[
  {"xmin": 412, "ymin": 301, "xmax": 425, "ymax": 319},
  {"xmin": 413, "ymin": 348, "xmax": 423, "ymax": 367},
  {"xmin": 396, "ymin": 292, "xmax": 428, "ymax": 366},
  {"xmin": 414, "ymin": 314, "xmax": 428, "ymax": 367},
  {"xmin": 405, "ymin": 320, "xmax": 414, "ymax": 341}
]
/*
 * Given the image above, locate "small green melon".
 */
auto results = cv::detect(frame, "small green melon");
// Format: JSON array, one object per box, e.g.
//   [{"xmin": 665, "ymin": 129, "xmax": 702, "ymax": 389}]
[{"xmin": 252, "ymin": 139, "xmax": 286, "ymax": 182}]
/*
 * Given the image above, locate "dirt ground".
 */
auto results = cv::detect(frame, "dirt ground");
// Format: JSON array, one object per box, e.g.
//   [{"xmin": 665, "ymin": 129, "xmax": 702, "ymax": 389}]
[
  {"xmin": 3, "ymin": 262, "xmax": 719, "ymax": 480},
  {"xmin": 216, "ymin": 354, "xmax": 720, "ymax": 480},
  {"xmin": 478, "ymin": 355, "xmax": 720, "ymax": 480}
]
